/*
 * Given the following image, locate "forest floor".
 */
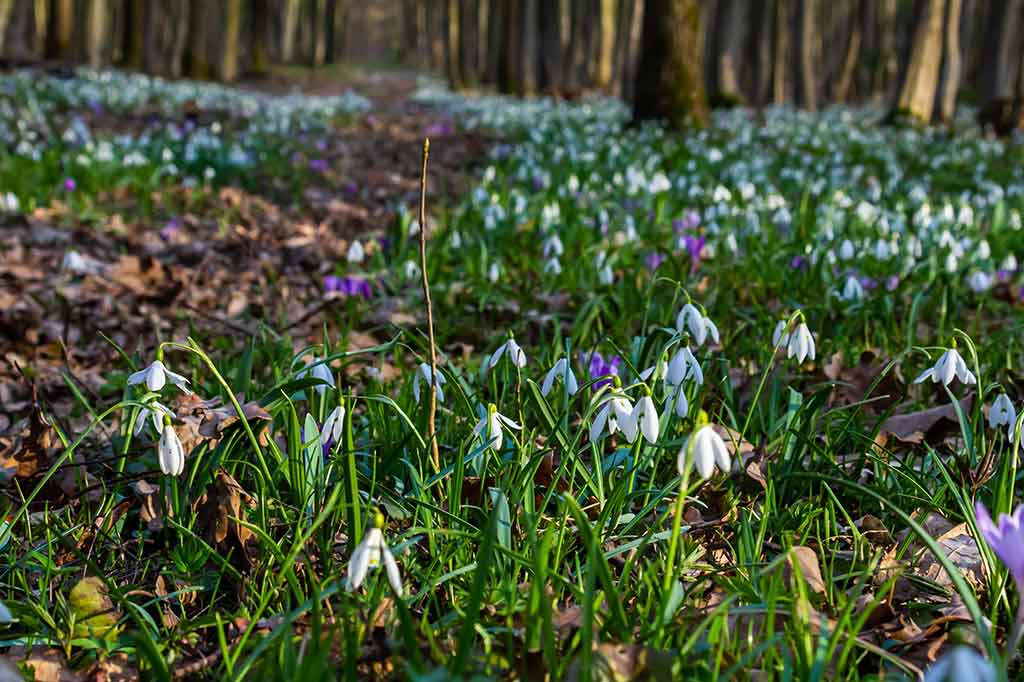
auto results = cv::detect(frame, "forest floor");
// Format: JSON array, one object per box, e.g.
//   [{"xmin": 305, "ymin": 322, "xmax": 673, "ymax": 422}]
[{"xmin": 0, "ymin": 66, "xmax": 493, "ymax": 441}]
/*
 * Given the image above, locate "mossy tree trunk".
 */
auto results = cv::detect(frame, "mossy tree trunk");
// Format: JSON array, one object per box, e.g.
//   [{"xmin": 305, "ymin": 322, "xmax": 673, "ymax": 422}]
[{"xmin": 633, "ymin": 0, "xmax": 709, "ymax": 129}]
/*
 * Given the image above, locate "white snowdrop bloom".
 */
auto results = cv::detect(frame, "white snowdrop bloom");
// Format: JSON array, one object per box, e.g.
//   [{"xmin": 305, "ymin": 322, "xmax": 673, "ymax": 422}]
[
  {"xmin": 967, "ymin": 271, "xmax": 993, "ymax": 293},
  {"xmin": 348, "ymin": 240, "xmax": 368, "ymax": 264},
  {"xmin": 346, "ymin": 521, "xmax": 403, "ymax": 596},
  {"xmin": 838, "ymin": 239, "xmax": 855, "ymax": 261},
  {"xmin": 403, "ymin": 260, "xmax": 421, "ymax": 279},
  {"xmin": 450, "ymin": 230, "xmax": 463, "ymax": 249},
  {"xmin": 666, "ymin": 346, "xmax": 704, "ymax": 386},
  {"xmin": 322, "ymin": 405, "xmax": 346, "ymax": 443},
  {"xmin": 590, "ymin": 396, "xmax": 635, "ymax": 443},
  {"xmin": 543, "ymin": 257, "xmax": 562, "ymax": 275},
  {"xmin": 158, "ymin": 423, "xmax": 186, "ymax": 477},
  {"xmin": 412, "ymin": 362, "xmax": 445, "ymax": 403},
  {"xmin": 772, "ymin": 320, "xmax": 790, "ymax": 349},
  {"xmin": 62, "ymin": 250, "xmax": 102, "ymax": 275},
  {"xmin": 487, "ymin": 262, "xmax": 501, "ymax": 283},
  {"xmin": 128, "ymin": 360, "xmax": 192, "ymax": 394},
  {"xmin": 649, "ymin": 173, "xmax": 671, "ymax": 193},
  {"xmin": 299, "ymin": 359, "xmax": 335, "ymax": 395},
  {"xmin": 712, "ymin": 185, "xmax": 731, "ymax": 202},
  {"xmin": 914, "ymin": 347, "xmax": 976, "ymax": 386},
  {"xmin": 134, "ymin": 401, "xmax": 175, "ymax": 436},
  {"xmin": 988, "ymin": 393, "xmax": 1016, "ymax": 437},
  {"xmin": 671, "ymin": 383, "xmax": 689, "ymax": 418},
  {"xmin": 787, "ymin": 323, "xmax": 816, "ymax": 364},
  {"xmin": 873, "ymin": 239, "xmax": 891, "ymax": 260},
  {"xmin": 541, "ymin": 358, "xmax": 578, "ymax": 397},
  {"xmin": 473, "ymin": 405, "xmax": 521, "ymax": 451},
  {"xmin": 922, "ymin": 646, "xmax": 994, "ymax": 682},
  {"xmin": 639, "ymin": 361, "xmax": 668, "ymax": 382},
  {"xmin": 628, "ymin": 396, "xmax": 660, "ymax": 444},
  {"xmin": 599, "ymin": 264, "xmax": 614, "ymax": 285},
  {"xmin": 1, "ymin": 192, "xmax": 19, "ymax": 212},
  {"xmin": 1001, "ymin": 254, "xmax": 1018, "ymax": 272},
  {"xmin": 489, "ymin": 337, "xmax": 527, "ymax": 369},
  {"xmin": 675, "ymin": 303, "xmax": 719, "ymax": 346},
  {"xmin": 679, "ymin": 425, "xmax": 731, "ymax": 479},
  {"xmin": 977, "ymin": 239, "xmax": 991, "ymax": 260},
  {"xmin": 838, "ymin": 275, "xmax": 864, "ymax": 302},
  {"xmin": 542, "ymin": 234, "xmax": 564, "ymax": 258},
  {"xmin": 945, "ymin": 251, "xmax": 960, "ymax": 273}
]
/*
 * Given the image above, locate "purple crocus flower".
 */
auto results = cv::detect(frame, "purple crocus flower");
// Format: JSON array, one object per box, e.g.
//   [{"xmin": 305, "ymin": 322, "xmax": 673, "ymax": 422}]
[
  {"xmin": 682, "ymin": 235, "xmax": 706, "ymax": 270},
  {"xmin": 344, "ymin": 181, "xmax": 358, "ymax": 198},
  {"xmin": 580, "ymin": 351, "xmax": 622, "ymax": 390},
  {"xmin": 789, "ymin": 255, "xmax": 808, "ymax": 270},
  {"xmin": 645, "ymin": 251, "xmax": 665, "ymax": 273},
  {"xmin": 309, "ymin": 158, "xmax": 329, "ymax": 172},
  {"xmin": 160, "ymin": 217, "xmax": 182, "ymax": 241},
  {"xmin": 858, "ymin": 275, "xmax": 878, "ymax": 290},
  {"xmin": 325, "ymin": 274, "xmax": 372, "ymax": 301},
  {"xmin": 884, "ymin": 275, "xmax": 900, "ymax": 291},
  {"xmin": 424, "ymin": 120, "xmax": 454, "ymax": 137},
  {"xmin": 975, "ymin": 502, "xmax": 1024, "ymax": 592},
  {"xmin": 998, "ymin": 269, "xmax": 1013, "ymax": 284},
  {"xmin": 63, "ymin": 178, "xmax": 76, "ymax": 193}
]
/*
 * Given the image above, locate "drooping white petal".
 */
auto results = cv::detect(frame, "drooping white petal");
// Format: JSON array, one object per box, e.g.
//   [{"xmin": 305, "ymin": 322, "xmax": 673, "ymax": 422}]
[
  {"xmin": 323, "ymin": 405, "xmax": 345, "ymax": 443},
  {"xmin": 590, "ymin": 404, "xmax": 611, "ymax": 443},
  {"xmin": 382, "ymin": 547, "xmax": 404, "ymax": 595},
  {"xmin": 158, "ymin": 425, "xmax": 185, "ymax": 476},
  {"xmin": 632, "ymin": 396, "xmax": 659, "ymax": 444}
]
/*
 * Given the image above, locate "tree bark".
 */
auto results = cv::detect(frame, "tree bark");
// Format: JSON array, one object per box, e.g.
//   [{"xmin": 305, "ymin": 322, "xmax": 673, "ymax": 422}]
[
  {"xmin": 873, "ymin": 0, "xmax": 899, "ymax": 102},
  {"xmin": 45, "ymin": 0, "xmax": 73, "ymax": 59},
  {"xmin": 633, "ymin": 0, "xmax": 708, "ymax": 128},
  {"xmin": 708, "ymin": 0, "xmax": 747, "ymax": 103},
  {"xmin": 537, "ymin": 0, "xmax": 562, "ymax": 91},
  {"xmin": 979, "ymin": 0, "xmax": 1023, "ymax": 105},
  {"xmin": 281, "ymin": 0, "xmax": 300, "ymax": 63},
  {"xmin": 793, "ymin": 0, "xmax": 817, "ymax": 110},
  {"xmin": 935, "ymin": 0, "xmax": 962, "ymax": 122},
  {"xmin": 892, "ymin": 0, "xmax": 946, "ymax": 122},
  {"xmin": 168, "ymin": 0, "xmax": 189, "ymax": 77},
  {"xmin": 834, "ymin": 0, "xmax": 862, "ymax": 102},
  {"xmin": 311, "ymin": 0, "xmax": 327, "ymax": 66},
  {"xmin": 595, "ymin": 0, "xmax": 616, "ymax": 90},
  {"xmin": 0, "ymin": 0, "xmax": 16, "ymax": 56},
  {"xmin": 772, "ymin": 0, "xmax": 790, "ymax": 104},
  {"xmin": 458, "ymin": 0, "xmax": 479, "ymax": 85},
  {"xmin": 187, "ymin": 0, "xmax": 211, "ymax": 78},
  {"xmin": 249, "ymin": 0, "xmax": 270, "ymax": 74},
  {"xmin": 219, "ymin": 0, "xmax": 241, "ymax": 81},
  {"xmin": 86, "ymin": 0, "xmax": 108, "ymax": 68}
]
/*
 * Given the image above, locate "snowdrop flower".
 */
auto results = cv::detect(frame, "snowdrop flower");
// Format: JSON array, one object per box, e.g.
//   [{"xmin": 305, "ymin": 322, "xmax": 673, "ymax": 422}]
[
  {"xmin": 299, "ymin": 358, "xmax": 335, "ymax": 395},
  {"xmin": 914, "ymin": 347, "xmax": 975, "ymax": 386},
  {"xmin": 487, "ymin": 262, "xmax": 501, "ymax": 283},
  {"xmin": 542, "ymin": 234, "xmax": 564, "ymax": 258},
  {"xmin": 679, "ymin": 425, "xmax": 731, "ymax": 479},
  {"xmin": 158, "ymin": 422, "xmax": 185, "ymax": 476},
  {"xmin": 322, "ymin": 405, "xmax": 346, "ymax": 443},
  {"xmin": 589, "ymin": 395, "xmax": 634, "ymax": 442},
  {"xmin": 0, "ymin": 601, "xmax": 11, "ymax": 623},
  {"xmin": 629, "ymin": 395, "xmax": 659, "ymax": 444},
  {"xmin": 128, "ymin": 360, "xmax": 192, "ymax": 394},
  {"xmin": 666, "ymin": 347, "xmax": 704, "ymax": 386},
  {"xmin": 675, "ymin": 303, "xmax": 720, "ymax": 346},
  {"xmin": 134, "ymin": 401, "xmax": 175, "ymax": 436},
  {"xmin": 346, "ymin": 512, "xmax": 403, "ymax": 595},
  {"xmin": 543, "ymin": 257, "xmax": 562, "ymax": 275},
  {"xmin": 346, "ymin": 240, "xmax": 365, "ymax": 263},
  {"xmin": 922, "ymin": 646, "xmax": 994, "ymax": 682},
  {"xmin": 62, "ymin": 250, "xmax": 102, "ymax": 275},
  {"xmin": 489, "ymin": 337, "xmax": 527, "ymax": 369},
  {"xmin": 541, "ymin": 358, "xmax": 578, "ymax": 397},
  {"xmin": 967, "ymin": 271, "xmax": 993, "ymax": 293},
  {"xmin": 473, "ymin": 404, "xmax": 521, "ymax": 451},
  {"xmin": 772, "ymin": 320, "xmax": 790, "ymax": 349},
  {"xmin": 787, "ymin": 322, "xmax": 816, "ymax": 364},
  {"xmin": 598, "ymin": 264, "xmax": 614, "ymax": 285},
  {"xmin": 403, "ymin": 260, "xmax": 421, "ymax": 279},
  {"xmin": 412, "ymin": 362, "xmax": 445, "ymax": 403},
  {"xmin": 838, "ymin": 239, "xmax": 855, "ymax": 261},
  {"xmin": 838, "ymin": 275, "xmax": 864, "ymax": 302},
  {"xmin": 988, "ymin": 393, "xmax": 1017, "ymax": 438}
]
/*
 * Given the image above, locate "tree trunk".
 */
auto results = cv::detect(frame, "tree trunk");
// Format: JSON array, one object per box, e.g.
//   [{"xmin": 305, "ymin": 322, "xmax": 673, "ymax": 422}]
[
  {"xmin": 537, "ymin": 0, "xmax": 562, "ymax": 91},
  {"xmin": 873, "ymin": 0, "xmax": 899, "ymax": 102},
  {"xmin": 249, "ymin": 0, "xmax": 270, "ymax": 74},
  {"xmin": 281, "ymin": 0, "xmax": 300, "ymax": 63},
  {"xmin": 772, "ymin": 0, "xmax": 790, "ymax": 104},
  {"xmin": 747, "ymin": 0, "xmax": 774, "ymax": 104},
  {"xmin": 892, "ymin": 0, "xmax": 946, "ymax": 122},
  {"xmin": 219, "ymin": 0, "xmax": 241, "ymax": 81},
  {"xmin": 399, "ymin": 0, "xmax": 417, "ymax": 61},
  {"xmin": 0, "ymin": 0, "xmax": 15, "ymax": 56},
  {"xmin": 311, "ymin": 0, "xmax": 327, "ymax": 66},
  {"xmin": 979, "ymin": 0, "xmax": 1023, "ymax": 105},
  {"xmin": 458, "ymin": 0, "xmax": 479, "ymax": 85},
  {"xmin": 594, "ymin": 0, "xmax": 615, "ymax": 90},
  {"xmin": 45, "ymin": 0, "xmax": 73, "ymax": 59},
  {"xmin": 120, "ymin": 0, "xmax": 145, "ymax": 68},
  {"xmin": 562, "ymin": 0, "xmax": 585, "ymax": 88},
  {"xmin": 86, "ymin": 0, "xmax": 108, "ymax": 68},
  {"xmin": 935, "ymin": 0, "xmax": 961, "ymax": 122},
  {"xmin": 834, "ymin": 0, "xmax": 862, "ymax": 102},
  {"xmin": 633, "ymin": 0, "xmax": 708, "ymax": 128},
  {"xmin": 168, "ymin": 0, "xmax": 189, "ymax": 77},
  {"xmin": 793, "ymin": 0, "xmax": 817, "ymax": 110},
  {"xmin": 443, "ymin": 0, "xmax": 462, "ymax": 87},
  {"xmin": 187, "ymin": 0, "xmax": 211, "ymax": 78},
  {"xmin": 612, "ymin": 0, "xmax": 634, "ymax": 96}
]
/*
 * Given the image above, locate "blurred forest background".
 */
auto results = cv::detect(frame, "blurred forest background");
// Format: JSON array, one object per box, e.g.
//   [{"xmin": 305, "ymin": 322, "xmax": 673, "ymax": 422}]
[{"xmin": 0, "ymin": 0, "xmax": 1021, "ymax": 129}]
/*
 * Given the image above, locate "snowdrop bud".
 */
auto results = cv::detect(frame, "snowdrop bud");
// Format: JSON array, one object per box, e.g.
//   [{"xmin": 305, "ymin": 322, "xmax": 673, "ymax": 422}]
[
  {"xmin": 322, "ymin": 405, "xmax": 346, "ymax": 443},
  {"xmin": 158, "ymin": 422, "xmax": 185, "ymax": 477},
  {"xmin": 988, "ymin": 393, "xmax": 1016, "ymax": 436},
  {"xmin": 679, "ymin": 425, "xmax": 731, "ymax": 479}
]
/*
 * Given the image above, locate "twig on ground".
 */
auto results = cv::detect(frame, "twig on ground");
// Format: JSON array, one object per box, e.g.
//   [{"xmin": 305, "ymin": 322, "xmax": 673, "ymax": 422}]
[{"xmin": 417, "ymin": 138, "xmax": 440, "ymax": 474}]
